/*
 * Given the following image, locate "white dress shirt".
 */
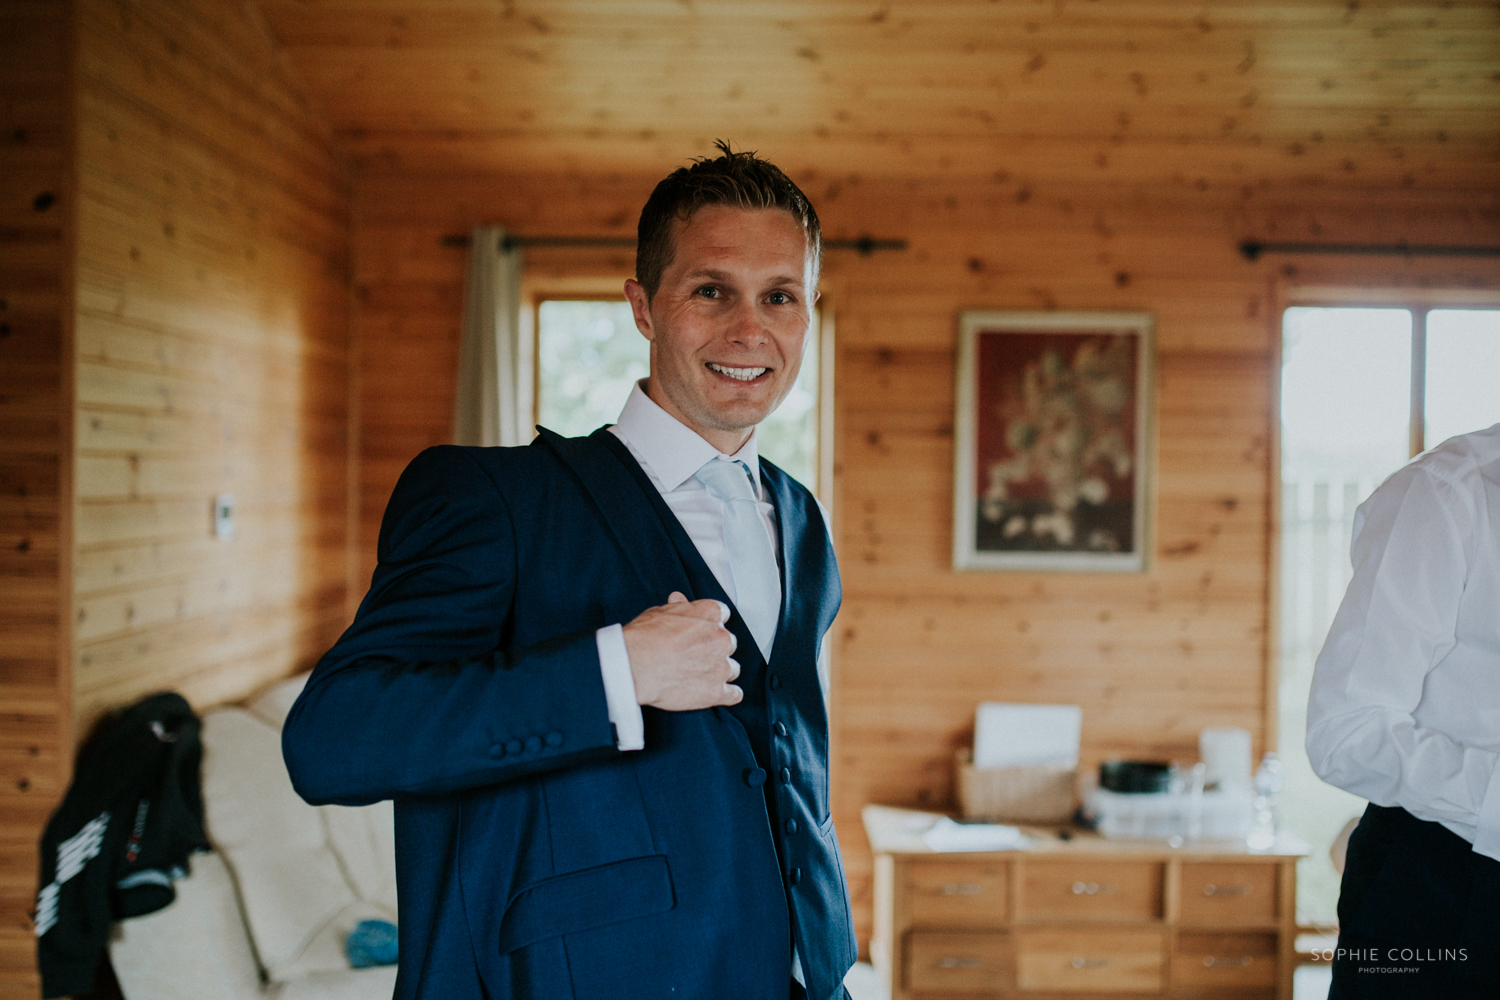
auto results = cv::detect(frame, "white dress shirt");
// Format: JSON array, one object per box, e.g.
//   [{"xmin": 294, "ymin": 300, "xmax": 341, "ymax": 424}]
[
  {"xmin": 593, "ymin": 382, "xmax": 781, "ymax": 752},
  {"xmin": 1306, "ymin": 422, "xmax": 1500, "ymax": 861}
]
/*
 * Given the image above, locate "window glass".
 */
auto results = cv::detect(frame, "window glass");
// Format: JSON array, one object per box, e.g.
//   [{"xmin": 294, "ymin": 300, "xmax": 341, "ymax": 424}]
[
  {"xmin": 536, "ymin": 300, "xmax": 648, "ymax": 439},
  {"xmin": 1425, "ymin": 309, "xmax": 1500, "ymax": 449},
  {"xmin": 536, "ymin": 299, "xmax": 821, "ymax": 488},
  {"xmin": 1279, "ymin": 307, "xmax": 1411, "ymax": 924},
  {"xmin": 755, "ymin": 324, "xmax": 819, "ymax": 488}
]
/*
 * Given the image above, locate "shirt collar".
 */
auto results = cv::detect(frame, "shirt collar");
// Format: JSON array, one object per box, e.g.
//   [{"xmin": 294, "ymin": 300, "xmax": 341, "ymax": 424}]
[{"xmin": 611, "ymin": 381, "xmax": 764, "ymax": 497}]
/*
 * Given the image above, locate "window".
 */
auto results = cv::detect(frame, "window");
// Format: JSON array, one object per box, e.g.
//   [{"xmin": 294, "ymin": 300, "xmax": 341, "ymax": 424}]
[
  {"xmin": 534, "ymin": 298, "xmax": 830, "ymax": 494},
  {"xmin": 1278, "ymin": 304, "xmax": 1500, "ymax": 925}
]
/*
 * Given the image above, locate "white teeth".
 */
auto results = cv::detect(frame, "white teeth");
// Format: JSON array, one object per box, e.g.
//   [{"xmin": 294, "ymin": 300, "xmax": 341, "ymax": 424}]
[{"xmin": 707, "ymin": 363, "xmax": 768, "ymax": 382}]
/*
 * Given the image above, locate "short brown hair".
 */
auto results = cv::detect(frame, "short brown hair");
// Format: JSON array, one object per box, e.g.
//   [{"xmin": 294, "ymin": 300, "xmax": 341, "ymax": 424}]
[{"xmin": 635, "ymin": 140, "xmax": 821, "ymax": 299}]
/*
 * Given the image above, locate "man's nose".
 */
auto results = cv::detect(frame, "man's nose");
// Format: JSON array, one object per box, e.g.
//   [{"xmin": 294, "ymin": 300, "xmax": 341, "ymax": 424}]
[{"xmin": 725, "ymin": 299, "xmax": 768, "ymax": 346}]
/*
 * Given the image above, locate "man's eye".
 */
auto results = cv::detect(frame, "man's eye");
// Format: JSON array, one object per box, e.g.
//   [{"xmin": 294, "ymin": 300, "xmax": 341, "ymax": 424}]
[
  {"xmin": 767, "ymin": 291, "xmax": 791, "ymax": 305},
  {"xmin": 696, "ymin": 286, "xmax": 719, "ymax": 299}
]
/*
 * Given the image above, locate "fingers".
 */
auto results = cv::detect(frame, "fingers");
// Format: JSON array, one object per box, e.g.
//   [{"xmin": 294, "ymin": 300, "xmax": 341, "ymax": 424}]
[
  {"xmin": 720, "ymin": 683, "xmax": 744, "ymax": 706},
  {"xmin": 726, "ymin": 656, "xmax": 741, "ymax": 682},
  {"xmin": 668, "ymin": 597, "xmax": 730, "ymax": 624},
  {"xmin": 667, "ymin": 591, "xmax": 688, "ymax": 604}
]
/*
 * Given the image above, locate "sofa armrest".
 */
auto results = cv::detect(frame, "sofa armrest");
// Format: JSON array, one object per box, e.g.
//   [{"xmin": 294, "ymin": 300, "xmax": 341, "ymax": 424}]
[{"xmin": 110, "ymin": 850, "xmax": 265, "ymax": 1000}]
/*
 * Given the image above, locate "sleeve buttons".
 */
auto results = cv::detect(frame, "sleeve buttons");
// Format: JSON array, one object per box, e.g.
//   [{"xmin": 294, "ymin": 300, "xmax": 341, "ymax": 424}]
[
  {"xmin": 488, "ymin": 743, "xmax": 506, "ymax": 759},
  {"xmin": 505, "ymin": 739, "xmax": 524, "ymax": 755},
  {"xmin": 524, "ymin": 736, "xmax": 542, "ymax": 754},
  {"xmin": 545, "ymin": 731, "xmax": 563, "ymax": 748}
]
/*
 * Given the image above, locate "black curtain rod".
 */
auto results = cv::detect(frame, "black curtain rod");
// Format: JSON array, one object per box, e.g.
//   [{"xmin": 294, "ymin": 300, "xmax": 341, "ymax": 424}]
[
  {"xmin": 1240, "ymin": 240, "xmax": 1500, "ymax": 262},
  {"xmin": 440, "ymin": 233, "xmax": 908, "ymax": 255}
]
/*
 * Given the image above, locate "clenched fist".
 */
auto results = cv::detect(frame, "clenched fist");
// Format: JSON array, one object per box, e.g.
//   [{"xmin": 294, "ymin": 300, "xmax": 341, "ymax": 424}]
[{"xmin": 622, "ymin": 592, "xmax": 743, "ymax": 711}]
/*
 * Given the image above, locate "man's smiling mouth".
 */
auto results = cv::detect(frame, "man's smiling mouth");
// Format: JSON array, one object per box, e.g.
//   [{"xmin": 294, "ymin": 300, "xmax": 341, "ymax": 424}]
[{"xmin": 706, "ymin": 362, "xmax": 769, "ymax": 382}]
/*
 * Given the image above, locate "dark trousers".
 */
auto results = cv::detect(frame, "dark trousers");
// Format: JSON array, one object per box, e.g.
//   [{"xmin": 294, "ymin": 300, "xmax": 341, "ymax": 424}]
[{"xmin": 1330, "ymin": 803, "xmax": 1500, "ymax": 999}]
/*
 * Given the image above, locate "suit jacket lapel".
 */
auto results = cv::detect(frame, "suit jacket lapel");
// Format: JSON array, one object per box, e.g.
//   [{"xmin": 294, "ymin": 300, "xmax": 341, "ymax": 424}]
[
  {"xmin": 758, "ymin": 459, "xmax": 800, "ymax": 648},
  {"xmin": 535, "ymin": 427, "xmax": 699, "ymax": 607},
  {"xmin": 589, "ymin": 430, "xmax": 721, "ymax": 598},
  {"xmin": 537, "ymin": 428, "xmax": 763, "ymax": 670}
]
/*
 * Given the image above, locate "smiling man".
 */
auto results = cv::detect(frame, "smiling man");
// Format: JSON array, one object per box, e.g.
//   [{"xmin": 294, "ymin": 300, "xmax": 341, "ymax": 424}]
[{"xmin": 282, "ymin": 144, "xmax": 856, "ymax": 1000}]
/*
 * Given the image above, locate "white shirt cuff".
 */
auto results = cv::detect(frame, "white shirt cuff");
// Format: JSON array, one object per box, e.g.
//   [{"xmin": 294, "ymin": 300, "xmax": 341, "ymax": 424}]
[
  {"xmin": 595, "ymin": 624, "xmax": 645, "ymax": 751},
  {"xmin": 1472, "ymin": 756, "xmax": 1500, "ymax": 861}
]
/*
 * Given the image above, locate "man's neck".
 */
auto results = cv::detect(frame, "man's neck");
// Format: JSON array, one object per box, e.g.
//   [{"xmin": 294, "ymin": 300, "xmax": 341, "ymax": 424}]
[{"xmin": 643, "ymin": 379, "xmax": 755, "ymax": 455}]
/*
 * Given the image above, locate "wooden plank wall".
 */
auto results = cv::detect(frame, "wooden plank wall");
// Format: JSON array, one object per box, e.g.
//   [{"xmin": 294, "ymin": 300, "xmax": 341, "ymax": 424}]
[
  {"xmin": 0, "ymin": 2, "xmax": 73, "ymax": 993},
  {"xmin": 71, "ymin": 0, "xmax": 353, "ymax": 736},
  {"xmin": 350, "ymin": 171, "xmax": 1499, "ymax": 954}
]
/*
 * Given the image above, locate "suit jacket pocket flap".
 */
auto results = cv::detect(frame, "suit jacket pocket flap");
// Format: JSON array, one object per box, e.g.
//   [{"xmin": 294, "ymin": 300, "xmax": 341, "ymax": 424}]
[{"xmin": 498, "ymin": 855, "xmax": 674, "ymax": 954}]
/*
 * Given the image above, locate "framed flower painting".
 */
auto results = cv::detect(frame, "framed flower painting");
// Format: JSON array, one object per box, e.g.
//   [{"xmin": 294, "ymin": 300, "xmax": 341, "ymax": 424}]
[{"xmin": 953, "ymin": 311, "xmax": 1154, "ymax": 571}]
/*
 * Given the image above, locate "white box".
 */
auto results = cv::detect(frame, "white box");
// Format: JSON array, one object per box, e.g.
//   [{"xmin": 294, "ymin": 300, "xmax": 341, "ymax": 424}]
[{"xmin": 1084, "ymin": 787, "xmax": 1254, "ymax": 841}]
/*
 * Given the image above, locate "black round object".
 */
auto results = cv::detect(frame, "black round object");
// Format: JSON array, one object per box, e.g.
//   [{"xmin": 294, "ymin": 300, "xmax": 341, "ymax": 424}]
[{"xmin": 1099, "ymin": 760, "xmax": 1173, "ymax": 794}]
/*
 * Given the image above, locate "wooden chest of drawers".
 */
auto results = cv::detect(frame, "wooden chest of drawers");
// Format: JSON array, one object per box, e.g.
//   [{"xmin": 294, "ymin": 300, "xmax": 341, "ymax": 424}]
[{"xmin": 866, "ymin": 805, "xmax": 1306, "ymax": 1000}]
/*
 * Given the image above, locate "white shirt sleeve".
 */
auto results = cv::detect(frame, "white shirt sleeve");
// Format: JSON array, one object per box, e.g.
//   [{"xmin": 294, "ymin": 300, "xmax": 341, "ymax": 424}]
[
  {"xmin": 1305, "ymin": 464, "xmax": 1500, "ymax": 857},
  {"xmin": 595, "ymin": 624, "xmax": 645, "ymax": 751}
]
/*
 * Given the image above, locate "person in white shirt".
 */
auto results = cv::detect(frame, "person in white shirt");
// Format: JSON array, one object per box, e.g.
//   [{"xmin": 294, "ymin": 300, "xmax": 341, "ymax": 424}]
[{"xmin": 1307, "ymin": 421, "xmax": 1500, "ymax": 999}]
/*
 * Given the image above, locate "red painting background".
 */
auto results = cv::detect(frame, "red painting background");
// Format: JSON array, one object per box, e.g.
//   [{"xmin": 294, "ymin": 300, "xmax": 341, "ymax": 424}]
[{"xmin": 973, "ymin": 328, "xmax": 1139, "ymax": 506}]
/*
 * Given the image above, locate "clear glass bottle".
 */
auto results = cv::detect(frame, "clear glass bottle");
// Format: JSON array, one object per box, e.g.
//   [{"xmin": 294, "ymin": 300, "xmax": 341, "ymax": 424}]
[{"xmin": 1246, "ymin": 752, "xmax": 1283, "ymax": 850}]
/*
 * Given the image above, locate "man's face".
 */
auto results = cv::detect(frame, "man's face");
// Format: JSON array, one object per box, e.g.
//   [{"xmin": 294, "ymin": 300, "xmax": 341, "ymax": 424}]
[{"xmin": 624, "ymin": 205, "xmax": 818, "ymax": 452}]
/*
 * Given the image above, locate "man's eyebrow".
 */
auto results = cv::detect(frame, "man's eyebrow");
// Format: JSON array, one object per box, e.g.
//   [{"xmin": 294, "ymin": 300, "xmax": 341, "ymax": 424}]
[
  {"xmin": 683, "ymin": 267, "xmax": 733, "ymax": 282},
  {"xmin": 682, "ymin": 267, "xmax": 807, "ymax": 288}
]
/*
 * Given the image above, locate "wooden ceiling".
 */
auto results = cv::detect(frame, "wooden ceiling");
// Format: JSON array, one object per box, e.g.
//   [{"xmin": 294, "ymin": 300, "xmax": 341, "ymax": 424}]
[{"xmin": 255, "ymin": 0, "xmax": 1500, "ymax": 190}]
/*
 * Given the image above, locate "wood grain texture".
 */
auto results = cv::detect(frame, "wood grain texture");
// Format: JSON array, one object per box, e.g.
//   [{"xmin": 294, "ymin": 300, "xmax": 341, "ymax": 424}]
[
  {"xmin": 71, "ymin": 0, "xmax": 353, "ymax": 743},
  {"xmin": 253, "ymin": 0, "xmax": 1500, "ymax": 191},
  {"xmin": 0, "ymin": 2, "xmax": 72, "ymax": 993},
  {"xmin": 348, "ymin": 170, "xmax": 1500, "ymax": 960}
]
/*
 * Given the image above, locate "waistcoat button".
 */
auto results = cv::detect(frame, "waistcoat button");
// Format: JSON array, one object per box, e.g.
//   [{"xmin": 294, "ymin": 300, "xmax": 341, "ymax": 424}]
[
  {"xmin": 774, "ymin": 722, "xmax": 788, "ymax": 738},
  {"xmin": 781, "ymin": 767, "xmax": 792, "ymax": 783},
  {"xmin": 768, "ymin": 674, "xmax": 783, "ymax": 690},
  {"xmin": 744, "ymin": 767, "xmax": 767, "ymax": 788},
  {"xmin": 786, "ymin": 818, "xmax": 799, "ymax": 834},
  {"xmin": 790, "ymin": 867, "xmax": 803, "ymax": 885}
]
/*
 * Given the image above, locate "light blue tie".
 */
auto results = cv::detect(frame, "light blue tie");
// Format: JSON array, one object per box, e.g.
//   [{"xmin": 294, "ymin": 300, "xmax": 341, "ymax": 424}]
[{"xmin": 694, "ymin": 458, "xmax": 781, "ymax": 661}]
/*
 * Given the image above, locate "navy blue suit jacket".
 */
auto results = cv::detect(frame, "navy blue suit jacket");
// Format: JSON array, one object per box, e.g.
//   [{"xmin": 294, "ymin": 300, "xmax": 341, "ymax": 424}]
[{"xmin": 282, "ymin": 428, "xmax": 856, "ymax": 999}]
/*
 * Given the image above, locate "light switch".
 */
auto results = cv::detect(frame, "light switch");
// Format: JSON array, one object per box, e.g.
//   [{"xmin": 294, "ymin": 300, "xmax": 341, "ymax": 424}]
[{"xmin": 214, "ymin": 493, "xmax": 236, "ymax": 540}]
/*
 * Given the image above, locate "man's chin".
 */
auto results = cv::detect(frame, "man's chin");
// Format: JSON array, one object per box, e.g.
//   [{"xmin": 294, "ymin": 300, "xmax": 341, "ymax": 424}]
[{"xmin": 689, "ymin": 401, "xmax": 776, "ymax": 435}]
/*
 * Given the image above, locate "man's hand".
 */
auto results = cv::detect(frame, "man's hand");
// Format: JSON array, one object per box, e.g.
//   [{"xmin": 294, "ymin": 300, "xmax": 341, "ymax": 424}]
[{"xmin": 623, "ymin": 592, "xmax": 743, "ymax": 710}]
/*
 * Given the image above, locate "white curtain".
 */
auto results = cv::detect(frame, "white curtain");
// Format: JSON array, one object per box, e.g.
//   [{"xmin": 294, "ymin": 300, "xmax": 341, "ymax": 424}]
[{"xmin": 453, "ymin": 226, "xmax": 528, "ymax": 447}]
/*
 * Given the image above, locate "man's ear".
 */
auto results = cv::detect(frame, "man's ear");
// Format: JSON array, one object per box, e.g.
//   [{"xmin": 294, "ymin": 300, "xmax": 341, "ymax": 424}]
[{"xmin": 623, "ymin": 278, "xmax": 655, "ymax": 342}]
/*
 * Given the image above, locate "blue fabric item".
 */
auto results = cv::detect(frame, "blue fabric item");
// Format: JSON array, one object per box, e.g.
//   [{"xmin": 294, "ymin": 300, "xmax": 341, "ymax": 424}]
[
  {"xmin": 346, "ymin": 919, "xmax": 398, "ymax": 968},
  {"xmin": 281, "ymin": 430, "xmax": 856, "ymax": 1000}
]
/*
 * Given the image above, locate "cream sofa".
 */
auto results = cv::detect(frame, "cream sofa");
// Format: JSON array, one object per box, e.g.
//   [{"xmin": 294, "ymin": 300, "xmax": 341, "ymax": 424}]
[
  {"xmin": 109, "ymin": 673, "xmax": 399, "ymax": 1000},
  {"xmin": 109, "ymin": 672, "xmax": 888, "ymax": 1000}
]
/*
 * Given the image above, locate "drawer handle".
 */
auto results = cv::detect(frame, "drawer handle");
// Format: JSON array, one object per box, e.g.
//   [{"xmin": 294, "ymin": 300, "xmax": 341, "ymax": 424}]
[
  {"xmin": 1070, "ymin": 957, "xmax": 1111, "ymax": 970},
  {"xmin": 1203, "ymin": 883, "xmax": 1253, "ymax": 896},
  {"xmin": 939, "ymin": 882, "xmax": 984, "ymax": 896},
  {"xmin": 1070, "ymin": 881, "xmax": 1117, "ymax": 895},
  {"xmin": 1204, "ymin": 955, "xmax": 1254, "ymax": 968},
  {"xmin": 939, "ymin": 956, "xmax": 983, "ymax": 969}
]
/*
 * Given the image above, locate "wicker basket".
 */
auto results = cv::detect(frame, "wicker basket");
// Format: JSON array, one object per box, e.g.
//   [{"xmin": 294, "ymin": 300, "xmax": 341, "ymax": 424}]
[{"xmin": 955, "ymin": 748, "xmax": 1078, "ymax": 824}]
